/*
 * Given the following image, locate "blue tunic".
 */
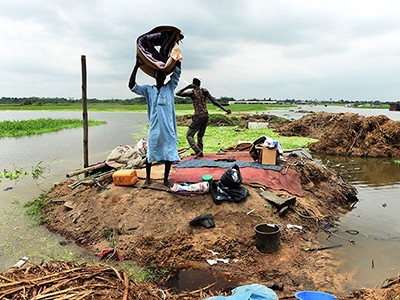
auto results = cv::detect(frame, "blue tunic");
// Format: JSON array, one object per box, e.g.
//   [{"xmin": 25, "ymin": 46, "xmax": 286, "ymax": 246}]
[{"xmin": 131, "ymin": 66, "xmax": 181, "ymax": 163}]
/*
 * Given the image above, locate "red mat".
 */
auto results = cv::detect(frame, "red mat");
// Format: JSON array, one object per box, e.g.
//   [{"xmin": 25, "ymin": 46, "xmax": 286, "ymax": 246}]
[{"xmin": 170, "ymin": 152, "xmax": 304, "ymax": 197}]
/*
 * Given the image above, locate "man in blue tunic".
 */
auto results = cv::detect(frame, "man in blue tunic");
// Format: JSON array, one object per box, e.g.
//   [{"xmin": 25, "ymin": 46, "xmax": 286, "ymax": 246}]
[{"xmin": 128, "ymin": 57, "xmax": 181, "ymax": 187}]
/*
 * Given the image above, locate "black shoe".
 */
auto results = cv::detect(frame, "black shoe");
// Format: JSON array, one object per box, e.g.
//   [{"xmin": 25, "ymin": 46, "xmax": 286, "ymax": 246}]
[{"xmin": 189, "ymin": 214, "xmax": 215, "ymax": 228}]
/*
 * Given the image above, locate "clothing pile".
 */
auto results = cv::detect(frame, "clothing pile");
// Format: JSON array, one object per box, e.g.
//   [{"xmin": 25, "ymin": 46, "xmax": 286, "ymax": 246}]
[
  {"xmin": 105, "ymin": 138, "xmax": 147, "ymax": 169},
  {"xmin": 211, "ymin": 164, "xmax": 249, "ymax": 205}
]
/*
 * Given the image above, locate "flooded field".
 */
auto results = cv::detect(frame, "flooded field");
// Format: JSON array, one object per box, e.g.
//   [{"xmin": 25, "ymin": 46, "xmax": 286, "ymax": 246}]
[
  {"xmin": 0, "ymin": 111, "xmax": 147, "ymax": 270},
  {"xmin": 316, "ymin": 154, "xmax": 400, "ymax": 289},
  {"xmin": 0, "ymin": 107, "xmax": 399, "ymax": 292}
]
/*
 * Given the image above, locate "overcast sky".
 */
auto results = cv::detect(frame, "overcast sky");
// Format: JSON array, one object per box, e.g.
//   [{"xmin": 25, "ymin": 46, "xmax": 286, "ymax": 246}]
[{"xmin": 1, "ymin": 0, "xmax": 399, "ymax": 101}]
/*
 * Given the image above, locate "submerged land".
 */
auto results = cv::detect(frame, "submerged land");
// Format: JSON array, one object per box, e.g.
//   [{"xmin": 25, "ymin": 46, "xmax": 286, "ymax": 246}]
[{"xmin": 1, "ymin": 106, "xmax": 400, "ymax": 299}]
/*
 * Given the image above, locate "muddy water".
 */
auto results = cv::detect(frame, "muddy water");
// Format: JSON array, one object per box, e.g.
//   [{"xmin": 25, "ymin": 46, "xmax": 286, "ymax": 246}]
[
  {"xmin": 315, "ymin": 155, "xmax": 400, "ymax": 291},
  {"xmin": 0, "ymin": 107, "xmax": 399, "ymax": 292},
  {"xmin": 0, "ymin": 111, "xmax": 147, "ymax": 270}
]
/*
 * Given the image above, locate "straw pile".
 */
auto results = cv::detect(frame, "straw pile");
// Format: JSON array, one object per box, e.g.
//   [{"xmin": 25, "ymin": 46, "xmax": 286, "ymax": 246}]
[{"xmin": 0, "ymin": 261, "xmax": 149, "ymax": 299}]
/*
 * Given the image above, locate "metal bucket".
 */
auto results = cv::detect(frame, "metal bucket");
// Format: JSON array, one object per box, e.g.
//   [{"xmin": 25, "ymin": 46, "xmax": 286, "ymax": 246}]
[{"xmin": 254, "ymin": 223, "xmax": 281, "ymax": 253}]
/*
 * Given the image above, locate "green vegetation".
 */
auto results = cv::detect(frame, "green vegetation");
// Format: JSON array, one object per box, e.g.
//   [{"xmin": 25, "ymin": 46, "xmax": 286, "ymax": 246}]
[
  {"xmin": 102, "ymin": 227, "xmax": 118, "ymax": 248},
  {"xmin": 24, "ymin": 193, "xmax": 49, "ymax": 225},
  {"xmin": 394, "ymin": 160, "xmax": 400, "ymax": 165},
  {"xmin": 130, "ymin": 265, "xmax": 169, "ymax": 282},
  {"xmin": 177, "ymin": 126, "xmax": 317, "ymax": 153},
  {"xmin": 0, "ymin": 168, "xmax": 28, "ymax": 181},
  {"xmin": 0, "ymin": 102, "xmax": 295, "ymax": 114},
  {"xmin": 0, "ymin": 161, "xmax": 46, "ymax": 183},
  {"xmin": 0, "ymin": 118, "xmax": 106, "ymax": 138},
  {"xmin": 208, "ymin": 113, "xmax": 241, "ymax": 126}
]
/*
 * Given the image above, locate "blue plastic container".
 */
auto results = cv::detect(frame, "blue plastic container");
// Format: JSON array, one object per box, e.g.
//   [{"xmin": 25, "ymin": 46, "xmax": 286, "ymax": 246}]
[{"xmin": 295, "ymin": 291, "xmax": 335, "ymax": 300}]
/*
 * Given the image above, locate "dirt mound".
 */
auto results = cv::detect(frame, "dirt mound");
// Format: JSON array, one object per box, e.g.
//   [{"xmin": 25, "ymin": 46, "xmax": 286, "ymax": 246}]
[
  {"xmin": 342, "ymin": 274, "xmax": 400, "ymax": 299},
  {"xmin": 176, "ymin": 113, "xmax": 288, "ymax": 128},
  {"xmin": 39, "ymin": 155, "xmax": 361, "ymax": 298},
  {"xmin": 177, "ymin": 114, "xmax": 240, "ymax": 127},
  {"xmin": 239, "ymin": 114, "xmax": 289, "ymax": 127},
  {"xmin": 276, "ymin": 112, "xmax": 400, "ymax": 158}
]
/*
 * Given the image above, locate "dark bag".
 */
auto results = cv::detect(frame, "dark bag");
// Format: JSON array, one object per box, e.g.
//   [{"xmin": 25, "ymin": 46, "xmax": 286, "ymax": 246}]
[
  {"xmin": 211, "ymin": 184, "xmax": 249, "ymax": 205},
  {"xmin": 211, "ymin": 165, "xmax": 249, "ymax": 204},
  {"xmin": 219, "ymin": 164, "xmax": 242, "ymax": 188}
]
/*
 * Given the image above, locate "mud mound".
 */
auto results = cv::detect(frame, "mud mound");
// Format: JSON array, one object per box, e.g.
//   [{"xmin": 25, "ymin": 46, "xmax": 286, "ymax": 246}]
[
  {"xmin": 176, "ymin": 114, "xmax": 240, "ymax": 127},
  {"xmin": 342, "ymin": 274, "xmax": 400, "ymax": 299},
  {"xmin": 40, "ymin": 155, "xmax": 359, "ymax": 297},
  {"xmin": 240, "ymin": 114, "xmax": 289, "ymax": 127},
  {"xmin": 276, "ymin": 112, "xmax": 400, "ymax": 158},
  {"xmin": 176, "ymin": 113, "xmax": 287, "ymax": 128}
]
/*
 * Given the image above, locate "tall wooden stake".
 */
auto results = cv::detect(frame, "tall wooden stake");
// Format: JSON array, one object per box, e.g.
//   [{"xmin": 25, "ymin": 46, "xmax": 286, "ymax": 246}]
[{"xmin": 81, "ymin": 55, "xmax": 89, "ymax": 169}]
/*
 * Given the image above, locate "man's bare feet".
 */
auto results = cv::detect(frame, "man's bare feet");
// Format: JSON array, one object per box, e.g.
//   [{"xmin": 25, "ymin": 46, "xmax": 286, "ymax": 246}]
[
  {"xmin": 142, "ymin": 179, "xmax": 151, "ymax": 188},
  {"xmin": 163, "ymin": 180, "xmax": 173, "ymax": 188}
]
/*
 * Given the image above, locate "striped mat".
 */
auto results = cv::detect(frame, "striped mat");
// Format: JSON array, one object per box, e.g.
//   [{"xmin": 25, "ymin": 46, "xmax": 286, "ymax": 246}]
[{"xmin": 176, "ymin": 159, "xmax": 283, "ymax": 172}]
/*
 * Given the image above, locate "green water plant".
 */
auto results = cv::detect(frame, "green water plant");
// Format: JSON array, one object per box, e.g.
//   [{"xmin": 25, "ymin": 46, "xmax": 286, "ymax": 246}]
[
  {"xmin": 0, "ymin": 162, "xmax": 47, "ymax": 182},
  {"xmin": 0, "ymin": 118, "xmax": 106, "ymax": 138},
  {"xmin": 0, "ymin": 167, "xmax": 28, "ymax": 181}
]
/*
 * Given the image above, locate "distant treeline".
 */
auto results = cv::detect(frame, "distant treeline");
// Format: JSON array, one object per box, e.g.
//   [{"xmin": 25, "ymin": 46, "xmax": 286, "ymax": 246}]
[
  {"xmin": 0, "ymin": 96, "xmax": 396, "ymax": 106},
  {"xmin": 0, "ymin": 96, "xmax": 235, "ymax": 105}
]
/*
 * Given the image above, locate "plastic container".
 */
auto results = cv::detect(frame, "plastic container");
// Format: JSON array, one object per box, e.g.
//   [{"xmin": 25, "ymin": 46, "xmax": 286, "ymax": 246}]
[
  {"xmin": 295, "ymin": 291, "xmax": 335, "ymax": 300},
  {"xmin": 112, "ymin": 169, "xmax": 138, "ymax": 186},
  {"xmin": 171, "ymin": 182, "xmax": 209, "ymax": 193},
  {"xmin": 254, "ymin": 223, "xmax": 281, "ymax": 253},
  {"xmin": 202, "ymin": 174, "xmax": 213, "ymax": 185}
]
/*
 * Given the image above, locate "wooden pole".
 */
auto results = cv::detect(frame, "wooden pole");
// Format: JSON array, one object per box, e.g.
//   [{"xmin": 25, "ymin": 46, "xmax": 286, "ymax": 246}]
[
  {"xmin": 66, "ymin": 163, "xmax": 107, "ymax": 178},
  {"xmin": 81, "ymin": 55, "xmax": 89, "ymax": 169}
]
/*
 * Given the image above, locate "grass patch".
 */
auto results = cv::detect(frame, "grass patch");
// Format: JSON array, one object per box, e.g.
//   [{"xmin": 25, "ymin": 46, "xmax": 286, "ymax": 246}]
[
  {"xmin": 394, "ymin": 160, "xmax": 400, "ymax": 165},
  {"xmin": 102, "ymin": 227, "xmax": 118, "ymax": 248},
  {"xmin": 177, "ymin": 126, "xmax": 317, "ymax": 153},
  {"xmin": 0, "ymin": 118, "xmax": 106, "ymax": 138},
  {"xmin": 24, "ymin": 194, "xmax": 49, "ymax": 225},
  {"xmin": 0, "ymin": 103, "xmax": 295, "ymax": 114},
  {"xmin": 131, "ymin": 265, "xmax": 169, "ymax": 282}
]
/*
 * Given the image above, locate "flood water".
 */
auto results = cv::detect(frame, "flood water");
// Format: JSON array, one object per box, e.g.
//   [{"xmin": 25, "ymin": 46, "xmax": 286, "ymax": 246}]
[
  {"xmin": 0, "ymin": 111, "xmax": 147, "ymax": 270},
  {"xmin": 0, "ymin": 106, "xmax": 399, "ymax": 293},
  {"xmin": 315, "ymin": 155, "xmax": 400, "ymax": 290}
]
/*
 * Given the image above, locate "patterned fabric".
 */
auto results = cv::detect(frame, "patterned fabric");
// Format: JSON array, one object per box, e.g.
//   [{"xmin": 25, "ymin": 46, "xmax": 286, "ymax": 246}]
[{"xmin": 192, "ymin": 87, "xmax": 208, "ymax": 115}]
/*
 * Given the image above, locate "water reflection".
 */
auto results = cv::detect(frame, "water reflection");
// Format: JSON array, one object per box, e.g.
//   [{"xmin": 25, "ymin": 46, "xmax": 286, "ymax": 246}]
[
  {"xmin": 315, "ymin": 155, "xmax": 400, "ymax": 187},
  {"xmin": 315, "ymin": 153, "xmax": 400, "ymax": 292},
  {"xmin": 268, "ymin": 105, "xmax": 400, "ymax": 121},
  {"xmin": 0, "ymin": 111, "xmax": 147, "ymax": 270},
  {"xmin": 1, "ymin": 108, "xmax": 400, "ymax": 291}
]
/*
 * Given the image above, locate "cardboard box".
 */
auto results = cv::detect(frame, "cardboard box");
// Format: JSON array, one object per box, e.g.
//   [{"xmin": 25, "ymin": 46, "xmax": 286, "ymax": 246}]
[
  {"xmin": 112, "ymin": 169, "xmax": 138, "ymax": 186},
  {"xmin": 258, "ymin": 148, "xmax": 277, "ymax": 165}
]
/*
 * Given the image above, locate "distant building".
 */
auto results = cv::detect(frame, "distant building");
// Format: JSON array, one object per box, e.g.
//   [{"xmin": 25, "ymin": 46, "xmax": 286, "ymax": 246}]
[
  {"xmin": 373, "ymin": 100, "xmax": 381, "ymax": 106},
  {"xmin": 228, "ymin": 100, "xmax": 277, "ymax": 105}
]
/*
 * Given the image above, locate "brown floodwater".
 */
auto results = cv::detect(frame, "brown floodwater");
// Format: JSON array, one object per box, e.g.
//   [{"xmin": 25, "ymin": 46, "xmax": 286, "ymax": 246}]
[
  {"xmin": 315, "ymin": 154, "xmax": 400, "ymax": 292},
  {"xmin": 0, "ymin": 111, "xmax": 147, "ymax": 270}
]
